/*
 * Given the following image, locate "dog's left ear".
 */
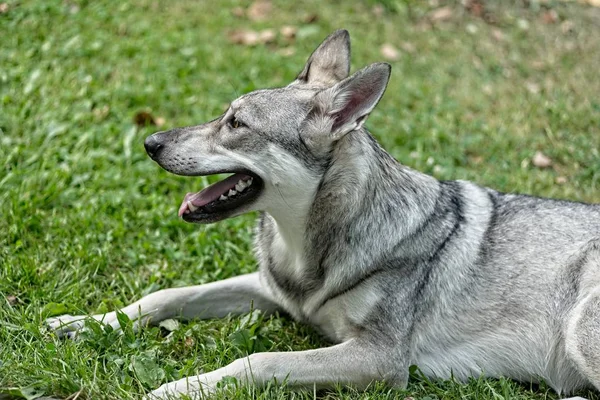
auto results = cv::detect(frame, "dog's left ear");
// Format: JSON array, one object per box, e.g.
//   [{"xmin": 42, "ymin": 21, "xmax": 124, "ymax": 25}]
[
  {"xmin": 303, "ymin": 63, "xmax": 391, "ymax": 143},
  {"xmin": 296, "ymin": 29, "xmax": 351, "ymax": 86}
]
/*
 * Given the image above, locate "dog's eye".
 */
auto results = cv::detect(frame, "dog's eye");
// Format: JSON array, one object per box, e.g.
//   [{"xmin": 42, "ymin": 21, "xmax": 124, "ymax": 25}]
[{"xmin": 229, "ymin": 117, "xmax": 245, "ymax": 129}]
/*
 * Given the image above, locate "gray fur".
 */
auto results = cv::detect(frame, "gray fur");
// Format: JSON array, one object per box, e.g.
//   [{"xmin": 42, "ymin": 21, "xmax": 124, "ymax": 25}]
[{"xmin": 47, "ymin": 30, "xmax": 600, "ymax": 400}]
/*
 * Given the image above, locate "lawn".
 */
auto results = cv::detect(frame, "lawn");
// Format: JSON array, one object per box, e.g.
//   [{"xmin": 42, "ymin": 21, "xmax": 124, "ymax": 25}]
[{"xmin": 1, "ymin": 0, "xmax": 600, "ymax": 399}]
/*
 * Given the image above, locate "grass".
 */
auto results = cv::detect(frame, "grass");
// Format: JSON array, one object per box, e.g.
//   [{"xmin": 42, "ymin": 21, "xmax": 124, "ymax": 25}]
[{"xmin": 1, "ymin": 0, "xmax": 600, "ymax": 399}]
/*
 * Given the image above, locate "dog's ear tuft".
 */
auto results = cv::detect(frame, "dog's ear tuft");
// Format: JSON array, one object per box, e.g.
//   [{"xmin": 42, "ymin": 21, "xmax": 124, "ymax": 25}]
[
  {"xmin": 296, "ymin": 29, "xmax": 351, "ymax": 86},
  {"xmin": 325, "ymin": 63, "xmax": 391, "ymax": 139}
]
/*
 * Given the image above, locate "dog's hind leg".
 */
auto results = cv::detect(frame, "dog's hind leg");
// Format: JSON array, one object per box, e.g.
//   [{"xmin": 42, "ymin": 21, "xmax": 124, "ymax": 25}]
[
  {"xmin": 46, "ymin": 272, "xmax": 280, "ymax": 338},
  {"xmin": 563, "ymin": 240, "xmax": 600, "ymax": 399}
]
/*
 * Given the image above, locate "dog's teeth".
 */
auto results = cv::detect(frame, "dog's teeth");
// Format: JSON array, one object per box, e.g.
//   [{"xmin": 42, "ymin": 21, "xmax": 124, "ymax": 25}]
[
  {"xmin": 235, "ymin": 182, "xmax": 245, "ymax": 192},
  {"xmin": 219, "ymin": 195, "xmax": 227, "ymax": 201},
  {"xmin": 228, "ymin": 189, "xmax": 237, "ymax": 196},
  {"xmin": 247, "ymin": 178, "xmax": 253, "ymax": 185},
  {"xmin": 187, "ymin": 201, "xmax": 198, "ymax": 212}
]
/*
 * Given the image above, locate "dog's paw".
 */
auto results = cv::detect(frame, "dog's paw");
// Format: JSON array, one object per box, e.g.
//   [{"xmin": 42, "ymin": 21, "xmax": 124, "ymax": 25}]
[
  {"xmin": 45, "ymin": 314, "xmax": 87, "ymax": 339},
  {"xmin": 145, "ymin": 379, "xmax": 209, "ymax": 400}
]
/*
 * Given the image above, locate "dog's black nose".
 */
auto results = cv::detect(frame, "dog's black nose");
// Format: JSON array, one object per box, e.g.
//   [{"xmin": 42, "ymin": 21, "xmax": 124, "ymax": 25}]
[{"xmin": 144, "ymin": 135, "xmax": 163, "ymax": 159}]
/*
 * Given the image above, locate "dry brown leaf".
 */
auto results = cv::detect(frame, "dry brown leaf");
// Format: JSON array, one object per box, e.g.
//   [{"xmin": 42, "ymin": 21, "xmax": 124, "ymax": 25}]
[
  {"xmin": 532, "ymin": 151, "xmax": 553, "ymax": 168},
  {"xmin": 231, "ymin": 6, "xmax": 245, "ymax": 17},
  {"xmin": 303, "ymin": 13, "xmax": 319, "ymax": 23},
  {"xmin": 470, "ymin": 155, "xmax": 484, "ymax": 165},
  {"xmin": 280, "ymin": 25, "xmax": 297, "ymax": 40},
  {"xmin": 228, "ymin": 29, "xmax": 275, "ymax": 46},
  {"xmin": 380, "ymin": 43, "xmax": 400, "ymax": 61},
  {"xmin": 542, "ymin": 10, "xmax": 558, "ymax": 24},
  {"xmin": 247, "ymin": 0, "xmax": 272, "ymax": 22},
  {"xmin": 7, "ymin": 295, "xmax": 17, "ymax": 305},
  {"xmin": 429, "ymin": 6, "xmax": 453, "ymax": 23},
  {"xmin": 583, "ymin": 0, "xmax": 600, "ymax": 6},
  {"xmin": 0, "ymin": 3, "xmax": 8, "ymax": 13},
  {"xmin": 259, "ymin": 29, "xmax": 276, "ymax": 44},
  {"xmin": 154, "ymin": 117, "xmax": 166, "ymax": 127},
  {"xmin": 184, "ymin": 336, "xmax": 195, "ymax": 347},
  {"xmin": 228, "ymin": 29, "xmax": 260, "ymax": 46},
  {"xmin": 561, "ymin": 20, "xmax": 575, "ymax": 34},
  {"xmin": 133, "ymin": 111, "xmax": 157, "ymax": 127},
  {"xmin": 465, "ymin": 0, "xmax": 485, "ymax": 18},
  {"xmin": 555, "ymin": 176, "xmax": 568, "ymax": 185}
]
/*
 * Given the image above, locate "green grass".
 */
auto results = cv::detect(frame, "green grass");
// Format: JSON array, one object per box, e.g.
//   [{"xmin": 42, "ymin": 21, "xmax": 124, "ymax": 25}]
[{"xmin": 1, "ymin": 0, "xmax": 600, "ymax": 399}]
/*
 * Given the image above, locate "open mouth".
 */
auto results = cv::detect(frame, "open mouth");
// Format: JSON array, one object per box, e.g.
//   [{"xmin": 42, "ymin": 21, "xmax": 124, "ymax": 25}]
[{"xmin": 178, "ymin": 171, "xmax": 263, "ymax": 223}]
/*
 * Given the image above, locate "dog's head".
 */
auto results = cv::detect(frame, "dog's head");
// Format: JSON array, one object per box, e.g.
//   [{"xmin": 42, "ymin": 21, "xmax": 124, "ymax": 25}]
[{"xmin": 145, "ymin": 30, "xmax": 390, "ymax": 224}]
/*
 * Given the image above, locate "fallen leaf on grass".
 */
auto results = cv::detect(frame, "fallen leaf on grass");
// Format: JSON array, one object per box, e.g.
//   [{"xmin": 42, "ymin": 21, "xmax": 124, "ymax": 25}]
[
  {"xmin": 429, "ymin": 6, "xmax": 453, "ymax": 23},
  {"xmin": 231, "ymin": 6, "xmax": 245, "ymax": 17},
  {"xmin": 469, "ymin": 155, "xmax": 484, "ymax": 165},
  {"xmin": 302, "ymin": 13, "xmax": 319, "ymax": 23},
  {"xmin": 228, "ymin": 29, "xmax": 275, "ymax": 46},
  {"xmin": 247, "ymin": 0, "xmax": 272, "ymax": 22},
  {"xmin": 465, "ymin": 0, "xmax": 485, "ymax": 18},
  {"xmin": 561, "ymin": 20, "xmax": 575, "ymax": 34},
  {"xmin": 0, "ymin": 3, "xmax": 8, "ymax": 13},
  {"xmin": 280, "ymin": 25, "xmax": 297, "ymax": 40},
  {"xmin": 380, "ymin": 43, "xmax": 400, "ymax": 61},
  {"xmin": 542, "ymin": 10, "xmax": 558, "ymax": 24},
  {"xmin": 583, "ymin": 0, "xmax": 600, "ymax": 6},
  {"xmin": 154, "ymin": 116, "xmax": 165, "ymax": 127},
  {"xmin": 556, "ymin": 176, "xmax": 568, "ymax": 184},
  {"xmin": 133, "ymin": 111, "xmax": 158, "ymax": 127},
  {"xmin": 7, "ymin": 295, "xmax": 17, "ymax": 305},
  {"xmin": 532, "ymin": 151, "xmax": 553, "ymax": 168}
]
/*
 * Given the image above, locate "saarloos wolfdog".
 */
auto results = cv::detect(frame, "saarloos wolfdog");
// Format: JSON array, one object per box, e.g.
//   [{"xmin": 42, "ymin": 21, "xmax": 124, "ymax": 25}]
[{"xmin": 48, "ymin": 30, "xmax": 600, "ymax": 400}]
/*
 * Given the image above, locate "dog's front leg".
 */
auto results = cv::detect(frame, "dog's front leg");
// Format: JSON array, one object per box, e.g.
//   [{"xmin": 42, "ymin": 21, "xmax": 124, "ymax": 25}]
[
  {"xmin": 147, "ymin": 339, "xmax": 406, "ymax": 399},
  {"xmin": 46, "ymin": 272, "xmax": 279, "ymax": 337}
]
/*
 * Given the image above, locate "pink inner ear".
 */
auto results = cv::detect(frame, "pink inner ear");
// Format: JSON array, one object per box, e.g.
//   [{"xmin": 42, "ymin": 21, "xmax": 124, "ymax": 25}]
[{"xmin": 331, "ymin": 91, "xmax": 371, "ymax": 132}]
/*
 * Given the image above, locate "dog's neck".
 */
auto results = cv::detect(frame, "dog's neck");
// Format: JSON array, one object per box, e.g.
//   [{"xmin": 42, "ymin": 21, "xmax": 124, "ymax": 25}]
[{"xmin": 265, "ymin": 128, "xmax": 441, "ymax": 262}]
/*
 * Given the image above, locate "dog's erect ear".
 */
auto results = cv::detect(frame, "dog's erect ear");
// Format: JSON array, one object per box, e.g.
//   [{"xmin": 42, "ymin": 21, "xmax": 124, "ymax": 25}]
[
  {"xmin": 315, "ymin": 63, "xmax": 391, "ymax": 140},
  {"xmin": 296, "ymin": 29, "xmax": 351, "ymax": 86}
]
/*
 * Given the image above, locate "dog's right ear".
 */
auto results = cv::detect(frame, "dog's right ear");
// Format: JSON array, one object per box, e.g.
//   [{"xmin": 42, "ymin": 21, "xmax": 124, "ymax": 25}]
[
  {"xmin": 296, "ymin": 29, "xmax": 351, "ymax": 86},
  {"xmin": 300, "ymin": 63, "xmax": 391, "ymax": 150}
]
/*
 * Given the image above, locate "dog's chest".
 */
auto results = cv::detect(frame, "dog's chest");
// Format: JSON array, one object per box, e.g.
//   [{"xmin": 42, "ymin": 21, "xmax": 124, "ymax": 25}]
[{"xmin": 257, "ymin": 228, "xmax": 365, "ymax": 342}]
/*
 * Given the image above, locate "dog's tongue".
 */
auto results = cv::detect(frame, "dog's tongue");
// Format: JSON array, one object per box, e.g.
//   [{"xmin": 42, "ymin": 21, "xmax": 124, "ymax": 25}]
[{"xmin": 178, "ymin": 173, "xmax": 251, "ymax": 217}]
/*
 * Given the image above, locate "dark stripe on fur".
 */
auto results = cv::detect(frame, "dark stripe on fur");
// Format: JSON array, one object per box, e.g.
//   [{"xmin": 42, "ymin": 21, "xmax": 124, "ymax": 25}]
[
  {"xmin": 427, "ymin": 181, "xmax": 465, "ymax": 263},
  {"xmin": 411, "ymin": 181, "xmax": 466, "ymax": 325},
  {"xmin": 317, "ymin": 268, "xmax": 386, "ymax": 310},
  {"xmin": 265, "ymin": 255, "xmax": 306, "ymax": 300}
]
